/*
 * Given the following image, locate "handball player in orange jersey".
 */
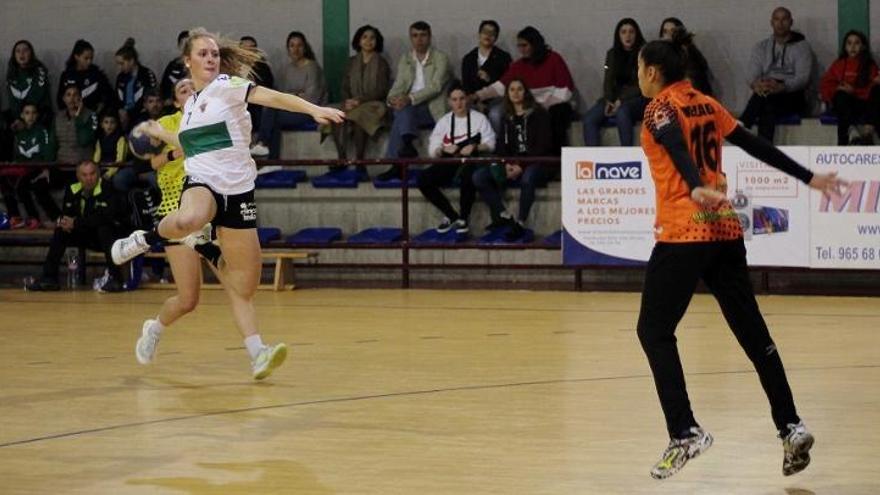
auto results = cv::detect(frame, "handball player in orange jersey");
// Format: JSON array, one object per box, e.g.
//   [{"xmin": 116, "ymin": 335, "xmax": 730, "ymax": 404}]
[{"xmin": 634, "ymin": 28, "xmax": 845, "ymax": 479}]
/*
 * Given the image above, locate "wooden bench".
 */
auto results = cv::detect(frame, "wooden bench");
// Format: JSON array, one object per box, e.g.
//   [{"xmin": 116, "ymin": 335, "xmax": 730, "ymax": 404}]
[{"xmin": 88, "ymin": 249, "xmax": 318, "ymax": 291}]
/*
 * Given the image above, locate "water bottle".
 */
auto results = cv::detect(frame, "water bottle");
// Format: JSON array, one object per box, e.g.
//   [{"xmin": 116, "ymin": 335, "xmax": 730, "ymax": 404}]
[{"xmin": 67, "ymin": 252, "xmax": 79, "ymax": 290}]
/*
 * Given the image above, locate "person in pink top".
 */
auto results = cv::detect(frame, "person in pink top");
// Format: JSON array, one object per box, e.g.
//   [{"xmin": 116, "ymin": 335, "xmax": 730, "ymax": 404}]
[
  {"xmin": 819, "ymin": 30, "xmax": 879, "ymax": 145},
  {"xmin": 474, "ymin": 26, "xmax": 574, "ymax": 155}
]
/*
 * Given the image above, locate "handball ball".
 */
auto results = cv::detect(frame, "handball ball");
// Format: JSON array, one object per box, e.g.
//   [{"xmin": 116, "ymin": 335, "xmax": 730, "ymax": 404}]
[{"xmin": 129, "ymin": 122, "xmax": 164, "ymax": 159}]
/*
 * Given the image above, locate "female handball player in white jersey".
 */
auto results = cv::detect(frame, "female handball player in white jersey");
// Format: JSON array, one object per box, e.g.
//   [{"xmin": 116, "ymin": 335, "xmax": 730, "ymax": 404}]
[{"xmin": 112, "ymin": 28, "xmax": 345, "ymax": 380}]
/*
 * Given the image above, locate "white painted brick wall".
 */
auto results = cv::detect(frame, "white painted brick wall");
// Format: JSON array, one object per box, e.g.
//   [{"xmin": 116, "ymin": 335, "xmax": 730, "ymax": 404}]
[{"xmin": 2, "ymin": 0, "xmax": 837, "ymax": 114}]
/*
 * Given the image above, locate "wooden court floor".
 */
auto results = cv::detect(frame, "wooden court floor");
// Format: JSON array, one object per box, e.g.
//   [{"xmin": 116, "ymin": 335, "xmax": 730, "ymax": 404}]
[{"xmin": 1, "ymin": 288, "xmax": 878, "ymax": 494}]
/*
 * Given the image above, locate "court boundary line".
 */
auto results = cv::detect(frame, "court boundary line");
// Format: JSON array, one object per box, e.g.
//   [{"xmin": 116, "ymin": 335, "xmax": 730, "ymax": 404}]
[{"xmin": 1, "ymin": 363, "xmax": 877, "ymax": 449}]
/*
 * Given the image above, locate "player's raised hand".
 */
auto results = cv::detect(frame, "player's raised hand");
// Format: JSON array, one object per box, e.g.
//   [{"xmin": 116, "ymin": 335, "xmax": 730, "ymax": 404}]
[{"xmin": 809, "ymin": 171, "xmax": 847, "ymax": 197}]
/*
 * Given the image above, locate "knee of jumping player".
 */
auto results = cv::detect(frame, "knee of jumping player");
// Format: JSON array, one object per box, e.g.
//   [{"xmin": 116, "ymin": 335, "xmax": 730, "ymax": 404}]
[
  {"xmin": 173, "ymin": 212, "xmax": 209, "ymax": 234},
  {"xmin": 177, "ymin": 292, "xmax": 200, "ymax": 314}
]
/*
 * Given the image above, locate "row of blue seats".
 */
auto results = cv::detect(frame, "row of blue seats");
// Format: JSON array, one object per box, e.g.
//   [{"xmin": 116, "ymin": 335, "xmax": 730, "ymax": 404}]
[
  {"xmin": 256, "ymin": 168, "xmax": 418, "ymax": 189},
  {"xmin": 257, "ymin": 226, "xmax": 562, "ymax": 246}
]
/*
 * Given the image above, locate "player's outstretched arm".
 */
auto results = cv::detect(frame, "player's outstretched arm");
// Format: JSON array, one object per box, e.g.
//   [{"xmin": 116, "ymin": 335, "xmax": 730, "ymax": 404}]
[
  {"xmin": 725, "ymin": 126, "xmax": 847, "ymax": 195},
  {"xmin": 248, "ymin": 86, "xmax": 345, "ymax": 125}
]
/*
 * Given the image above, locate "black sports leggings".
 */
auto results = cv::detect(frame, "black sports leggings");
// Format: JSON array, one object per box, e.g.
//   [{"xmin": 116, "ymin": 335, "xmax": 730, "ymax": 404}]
[{"xmin": 636, "ymin": 239, "xmax": 799, "ymax": 438}]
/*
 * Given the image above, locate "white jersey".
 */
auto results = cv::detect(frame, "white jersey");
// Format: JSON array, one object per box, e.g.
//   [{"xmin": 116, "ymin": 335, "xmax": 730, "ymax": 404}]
[
  {"xmin": 178, "ymin": 74, "xmax": 256, "ymax": 195},
  {"xmin": 428, "ymin": 109, "xmax": 496, "ymax": 157}
]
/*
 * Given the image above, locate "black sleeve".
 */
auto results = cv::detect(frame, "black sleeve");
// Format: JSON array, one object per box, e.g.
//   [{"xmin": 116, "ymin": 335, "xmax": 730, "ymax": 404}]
[
  {"xmin": 655, "ymin": 121, "xmax": 703, "ymax": 191},
  {"xmin": 61, "ymin": 187, "xmax": 77, "ymax": 219},
  {"xmin": 725, "ymin": 126, "xmax": 814, "ymax": 184},
  {"xmin": 461, "ymin": 51, "xmax": 478, "ymax": 94}
]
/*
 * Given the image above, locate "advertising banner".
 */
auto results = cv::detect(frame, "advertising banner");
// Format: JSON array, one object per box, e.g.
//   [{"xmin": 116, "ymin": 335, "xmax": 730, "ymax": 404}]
[
  {"xmin": 809, "ymin": 147, "xmax": 880, "ymax": 269},
  {"xmin": 562, "ymin": 146, "xmax": 814, "ymax": 267}
]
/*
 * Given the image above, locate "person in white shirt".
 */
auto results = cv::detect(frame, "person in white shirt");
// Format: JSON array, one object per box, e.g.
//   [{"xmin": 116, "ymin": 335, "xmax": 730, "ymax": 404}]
[
  {"xmin": 417, "ymin": 81, "xmax": 495, "ymax": 234},
  {"xmin": 110, "ymin": 27, "xmax": 344, "ymax": 380}
]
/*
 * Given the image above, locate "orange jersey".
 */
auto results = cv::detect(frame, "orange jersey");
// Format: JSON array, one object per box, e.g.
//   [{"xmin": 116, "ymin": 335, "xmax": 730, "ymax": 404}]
[{"xmin": 641, "ymin": 80, "xmax": 743, "ymax": 243}]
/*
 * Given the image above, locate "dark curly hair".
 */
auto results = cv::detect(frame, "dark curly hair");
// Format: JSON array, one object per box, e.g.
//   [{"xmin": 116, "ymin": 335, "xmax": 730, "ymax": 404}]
[{"xmin": 351, "ymin": 25, "xmax": 384, "ymax": 53}]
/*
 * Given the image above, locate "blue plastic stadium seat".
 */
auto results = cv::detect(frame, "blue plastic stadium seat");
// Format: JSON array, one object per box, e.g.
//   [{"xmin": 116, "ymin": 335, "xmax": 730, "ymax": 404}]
[
  {"xmin": 542, "ymin": 230, "xmax": 562, "ymax": 247},
  {"xmin": 372, "ymin": 168, "xmax": 421, "ymax": 189},
  {"xmin": 478, "ymin": 226, "xmax": 535, "ymax": 245},
  {"xmin": 257, "ymin": 227, "xmax": 282, "ymax": 245},
  {"xmin": 311, "ymin": 168, "xmax": 360, "ymax": 188},
  {"xmin": 347, "ymin": 227, "xmax": 403, "ymax": 244},
  {"xmin": 775, "ymin": 113, "xmax": 802, "ymax": 125},
  {"xmin": 411, "ymin": 228, "xmax": 469, "ymax": 244},
  {"xmin": 819, "ymin": 111, "xmax": 838, "ymax": 126},
  {"xmin": 254, "ymin": 170, "xmax": 307, "ymax": 189},
  {"xmin": 285, "ymin": 227, "xmax": 343, "ymax": 245}
]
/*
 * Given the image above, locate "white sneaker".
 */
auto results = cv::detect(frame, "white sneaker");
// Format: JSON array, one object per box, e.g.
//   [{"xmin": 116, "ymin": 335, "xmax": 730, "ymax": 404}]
[
  {"xmin": 781, "ymin": 421, "xmax": 814, "ymax": 476},
  {"xmin": 135, "ymin": 319, "xmax": 161, "ymax": 364},
  {"xmin": 111, "ymin": 230, "xmax": 150, "ymax": 265},
  {"xmin": 650, "ymin": 427, "xmax": 713, "ymax": 480},
  {"xmin": 181, "ymin": 223, "xmax": 212, "ymax": 249},
  {"xmin": 251, "ymin": 343, "xmax": 288, "ymax": 380},
  {"xmin": 250, "ymin": 143, "xmax": 270, "ymax": 157}
]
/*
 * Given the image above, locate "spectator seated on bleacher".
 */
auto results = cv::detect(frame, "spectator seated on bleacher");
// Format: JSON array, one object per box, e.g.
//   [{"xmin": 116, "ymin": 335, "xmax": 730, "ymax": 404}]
[
  {"xmin": 158, "ymin": 31, "xmax": 190, "ymax": 112},
  {"xmin": 461, "ymin": 20, "xmax": 512, "ymax": 136},
  {"xmin": 418, "ymin": 81, "xmax": 495, "ymax": 235},
  {"xmin": 239, "ymin": 35, "xmax": 275, "ymax": 137},
  {"xmin": 819, "ymin": 30, "xmax": 879, "ymax": 145},
  {"xmin": 740, "ymin": 6, "xmax": 815, "ymax": 142},
  {"xmin": 113, "ymin": 38, "xmax": 158, "ymax": 132},
  {"xmin": 93, "ymin": 110, "xmax": 127, "ymax": 180},
  {"xmin": 5, "ymin": 40, "xmax": 53, "ymax": 130},
  {"xmin": 324, "ymin": 24, "xmax": 391, "ymax": 176},
  {"xmin": 57, "ymin": 39, "xmax": 114, "ymax": 116},
  {"xmin": 474, "ymin": 26, "xmax": 575, "ymax": 155},
  {"xmin": 25, "ymin": 160, "xmax": 127, "ymax": 292},
  {"xmin": 377, "ymin": 21, "xmax": 452, "ymax": 181},
  {"xmin": 1, "ymin": 103, "xmax": 57, "ymax": 229},
  {"xmin": 658, "ymin": 18, "xmax": 714, "ymax": 96},
  {"xmin": 473, "ymin": 79, "xmax": 553, "ymax": 241},
  {"xmin": 251, "ymin": 31, "xmax": 327, "ymax": 160},
  {"xmin": 582, "ymin": 18, "xmax": 648, "ymax": 147}
]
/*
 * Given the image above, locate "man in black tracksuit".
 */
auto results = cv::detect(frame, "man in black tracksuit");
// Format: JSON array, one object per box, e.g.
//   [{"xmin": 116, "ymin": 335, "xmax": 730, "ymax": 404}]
[{"xmin": 27, "ymin": 160, "xmax": 126, "ymax": 292}]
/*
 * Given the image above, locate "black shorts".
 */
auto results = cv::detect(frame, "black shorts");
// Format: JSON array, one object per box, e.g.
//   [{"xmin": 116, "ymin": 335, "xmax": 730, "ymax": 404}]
[{"xmin": 182, "ymin": 176, "xmax": 257, "ymax": 229}]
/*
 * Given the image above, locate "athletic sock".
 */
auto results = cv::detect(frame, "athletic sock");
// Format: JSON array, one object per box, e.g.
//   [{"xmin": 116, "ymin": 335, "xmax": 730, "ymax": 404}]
[
  {"xmin": 244, "ymin": 334, "xmax": 264, "ymax": 359},
  {"xmin": 194, "ymin": 242, "xmax": 223, "ymax": 268},
  {"xmin": 144, "ymin": 228, "xmax": 168, "ymax": 246},
  {"xmin": 148, "ymin": 317, "xmax": 165, "ymax": 336}
]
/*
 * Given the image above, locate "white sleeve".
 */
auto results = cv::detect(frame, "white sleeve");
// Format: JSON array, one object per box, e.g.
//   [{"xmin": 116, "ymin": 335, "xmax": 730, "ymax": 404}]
[
  {"xmin": 474, "ymin": 111, "xmax": 495, "ymax": 151},
  {"xmin": 216, "ymin": 75, "xmax": 253, "ymax": 105},
  {"xmin": 429, "ymin": 113, "xmax": 451, "ymax": 157}
]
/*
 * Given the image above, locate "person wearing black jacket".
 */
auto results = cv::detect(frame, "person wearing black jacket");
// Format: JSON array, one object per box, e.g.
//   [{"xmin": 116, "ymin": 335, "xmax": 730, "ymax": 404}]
[
  {"xmin": 114, "ymin": 38, "xmax": 158, "ymax": 131},
  {"xmin": 159, "ymin": 31, "xmax": 191, "ymax": 110},
  {"xmin": 57, "ymin": 39, "xmax": 114, "ymax": 113},
  {"xmin": 472, "ymin": 79, "xmax": 553, "ymax": 240},
  {"xmin": 461, "ymin": 20, "xmax": 512, "ymax": 135},
  {"xmin": 240, "ymin": 35, "xmax": 275, "ymax": 135},
  {"xmin": 26, "ymin": 160, "xmax": 126, "ymax": 292},
  {"xmin": 582, "ymin": 18, "xmax": 648, "ymax": 146}
]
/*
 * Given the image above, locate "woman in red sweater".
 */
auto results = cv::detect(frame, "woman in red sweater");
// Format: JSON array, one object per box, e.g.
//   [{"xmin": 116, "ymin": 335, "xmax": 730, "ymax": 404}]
[
  {"xmin": 819, "ymin": 30, "xmax": 878, "ymax": 145},
  {"xmin": 474, "ymin": 26, "xmax": 575, "ymax": 155}
]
